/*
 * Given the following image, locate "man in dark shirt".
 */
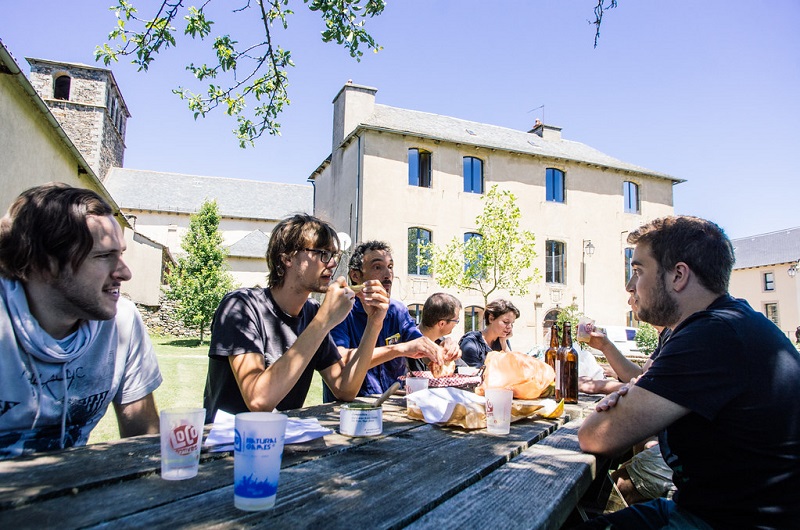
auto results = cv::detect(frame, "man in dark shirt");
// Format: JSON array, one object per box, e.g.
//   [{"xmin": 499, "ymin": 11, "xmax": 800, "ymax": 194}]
[
  {"xmin": 578, "ymin": 215, "xmax": 800, "ymax": 529},
  {"xmin": 203, "ymin": 214, "xmax": 388, "ymax": 423}
]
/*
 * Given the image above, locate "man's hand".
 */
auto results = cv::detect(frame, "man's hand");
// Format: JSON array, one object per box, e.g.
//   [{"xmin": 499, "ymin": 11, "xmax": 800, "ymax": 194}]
[
  {"xmin": 395, "ymin": 336, "xmax": 444, "ymax": 364},
  {"xmin": 354, "ymin": 279, "xmax": 389, "ymax": 321},
  {"xmin": 317, "ymin": 276, "xmax": 356, "ymax": 330},
  {"xmin": 595, "ymin": 382, "xmax": 633, "ymax": 412},
  {"xmin": 440, "ymin": 336, "xmax": 461, "ymax": 363}
]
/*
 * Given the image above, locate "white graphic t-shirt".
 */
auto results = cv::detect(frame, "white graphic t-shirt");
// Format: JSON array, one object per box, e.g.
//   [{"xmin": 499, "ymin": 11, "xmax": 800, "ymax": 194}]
[{"xmin": 0, "ymin": 279, "xmax": 162, "ymax": 459}]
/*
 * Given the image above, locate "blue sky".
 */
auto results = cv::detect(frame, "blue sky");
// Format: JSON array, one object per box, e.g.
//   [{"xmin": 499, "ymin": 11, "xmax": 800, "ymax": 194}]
[{"xmin": 1, "ymin": 1, "xmax": 798, "ymax": 239}]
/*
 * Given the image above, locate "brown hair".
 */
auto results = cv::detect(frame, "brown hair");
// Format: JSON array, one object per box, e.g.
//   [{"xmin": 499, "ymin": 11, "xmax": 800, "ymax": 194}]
[
  {"xmin": 627, "ymin": 215, "xmax": 734, "ymax": 295},
  {"xmin": 0, "ymin": 183, "xmax": 113, "ymax": 281},
  {"xmin": 266, "ymin": 214, "xmax": 339, "ymax": 288},
  {"xmin": 421, "ymin": 292, "xmax": 462, "ymax": 328},
  {"xmin": 484, "ymin": 299, "xmax": 520, "ymax": 325}
]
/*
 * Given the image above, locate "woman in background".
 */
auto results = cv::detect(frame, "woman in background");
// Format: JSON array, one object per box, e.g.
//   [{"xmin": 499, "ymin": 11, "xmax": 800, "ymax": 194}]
[{"xmin": 459, "ymin": 299, "xmax": 519, "ymax": 368}]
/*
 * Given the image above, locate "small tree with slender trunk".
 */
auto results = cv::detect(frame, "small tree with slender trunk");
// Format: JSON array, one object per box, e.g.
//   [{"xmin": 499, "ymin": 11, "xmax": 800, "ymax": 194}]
[
  {"xmin": 164, "ymin": 200, "xmax": 236, "ymax": 342},
  {"xmin": 423, "ymin": 185, "xmax": 539, "ymax": 308}
]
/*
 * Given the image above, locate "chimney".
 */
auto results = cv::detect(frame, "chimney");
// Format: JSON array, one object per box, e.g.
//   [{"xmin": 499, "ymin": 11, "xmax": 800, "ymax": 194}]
[
  {"xmin": 529, "ymin": 121, "xmax": 562, "ymax": 141},
  {"xmin": 331, "ymin": 80, "xmax": 377, "ymax": 150}
]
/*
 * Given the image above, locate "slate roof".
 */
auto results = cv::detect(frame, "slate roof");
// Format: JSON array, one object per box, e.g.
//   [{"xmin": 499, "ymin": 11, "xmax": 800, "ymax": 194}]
[
  {"xmin": 731, "ymin": 227, "xmax": 800, "ymax": 269},
  {"xmin": 227, "ymin": 229, "xmax": 270, "ymax": 259},
  {"xmin": 105, "ymin": 168, "xmax": 312, "ymax": 220},
  {"xmin": 353, "ymin": 104, "xmax": 681, "ymax": 182}
]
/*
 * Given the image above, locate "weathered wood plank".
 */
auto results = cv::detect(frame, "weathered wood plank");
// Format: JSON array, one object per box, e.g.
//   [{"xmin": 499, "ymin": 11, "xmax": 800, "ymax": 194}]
[
  {"xmin": 405, "ymin": 420, "xmax": 595, "ymax": 530},
  {"xmin": 78, "ymin": 418, "xmax": 560, "ymax": 529}
]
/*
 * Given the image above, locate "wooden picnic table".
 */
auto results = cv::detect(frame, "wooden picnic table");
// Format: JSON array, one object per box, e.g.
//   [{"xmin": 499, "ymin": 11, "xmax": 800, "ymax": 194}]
[{"xmin": 0, "ymin": 394, "xmax": 600, "ymax": 529}]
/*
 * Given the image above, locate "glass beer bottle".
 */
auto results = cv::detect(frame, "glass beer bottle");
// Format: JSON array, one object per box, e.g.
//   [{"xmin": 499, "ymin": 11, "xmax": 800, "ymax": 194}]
[
  {"xmin": 559, "ymin": 322, "xmax": 579, "ymax": 404},
  {"xmin": 545, "ymin": 324, "xmax": 560, "ymax": 398}
]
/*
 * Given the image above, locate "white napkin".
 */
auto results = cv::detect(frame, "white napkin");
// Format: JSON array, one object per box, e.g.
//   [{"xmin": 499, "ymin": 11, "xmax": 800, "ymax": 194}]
[
  {"xmin": 203, "ymin": 410, "xmax": 333, "ymax": 452},
  {"xmin": 404, "ymin": 387, "xmax": 486, "ymax": 423}
]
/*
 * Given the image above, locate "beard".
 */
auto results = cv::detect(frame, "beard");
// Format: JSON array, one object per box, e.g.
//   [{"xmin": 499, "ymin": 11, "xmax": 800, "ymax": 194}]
[
  {"xmin": 50, "ymin": 273, "xmax": 118, "ymax": 322},
  {"xmin": 637, "ymin": 272, "xmax": 681, "ymax": 327}
]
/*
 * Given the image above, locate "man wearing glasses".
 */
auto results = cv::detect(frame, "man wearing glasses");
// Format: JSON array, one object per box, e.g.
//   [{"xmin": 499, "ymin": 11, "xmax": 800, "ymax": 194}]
[
  {"xmin": 203, "ymin": 215, "xmax": 388, "ymax": 423},
  {"xmin": 323, "ymin": 241, "xmax": 458, "ymax": 402}
]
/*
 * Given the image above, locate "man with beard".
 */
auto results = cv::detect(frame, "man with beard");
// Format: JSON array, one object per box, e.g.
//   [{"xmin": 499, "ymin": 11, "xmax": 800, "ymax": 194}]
[
  {"xmin": 322, "ymin": 241, "xmax": 456, "ymax": 401},
  {"xmin": 0, "ymin": 184, "xmax": 162, "ymax": 460},
  {"xmin": 203, "ymin": 215, "xmax": 388, "ymax": 423},
  {"xmin": 577, "ymin": 216, "xmax": 800, "ymax": 529}
]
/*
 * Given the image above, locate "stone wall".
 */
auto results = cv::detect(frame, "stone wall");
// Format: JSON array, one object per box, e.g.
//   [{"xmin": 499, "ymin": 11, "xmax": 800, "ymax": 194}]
[{"xmin": 135, "ymin": 295, "xmax": 211, "ymax": 339}]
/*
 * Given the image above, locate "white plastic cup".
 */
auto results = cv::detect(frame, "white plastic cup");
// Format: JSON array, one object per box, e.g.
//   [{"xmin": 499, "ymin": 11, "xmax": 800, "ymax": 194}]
[
  {"xmin": 234, "ymin": 412, "xmax": 288, "ymax": 511},
  {"xmin": 405, "ymin": 377, "xmax": 429, "ymax": 394},
  {"xmin": 485, "ymin": 388, "xmax": 514, "ymax": 435},
  {"xmin": 160, "ymin": 407, "xmax": 205, "ymax": 480}
]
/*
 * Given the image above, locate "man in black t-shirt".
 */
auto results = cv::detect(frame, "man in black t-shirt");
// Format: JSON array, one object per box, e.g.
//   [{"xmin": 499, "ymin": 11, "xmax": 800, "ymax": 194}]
[
  {"xmin": 577, "ymin": 216, "xmax": 800, "ymax": 529},
  {"xmin": 203, "ymin": 214, "xmax": 388, "ymax": 423}
]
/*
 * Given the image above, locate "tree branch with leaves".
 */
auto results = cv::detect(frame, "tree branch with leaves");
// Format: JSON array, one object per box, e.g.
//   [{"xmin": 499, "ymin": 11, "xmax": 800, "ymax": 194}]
[
  {"xmin": 96, "ymin": 0, "xmax": 385, "ymax": 147},
  {"xmin": 423, "ymin": 185, "xmax": 539, "ymax": 307}
]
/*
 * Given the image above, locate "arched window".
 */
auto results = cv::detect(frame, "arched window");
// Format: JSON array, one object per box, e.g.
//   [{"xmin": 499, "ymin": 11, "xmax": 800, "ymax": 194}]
[
  {"xmin": 407, "ymin": 303, "xmax": 423, "ymax": 325},
  {"xmin": 464, "ymin": 306, "xmax": 485, "ymax": 333},
  {"xmin": 463, "ymin": 156, "xmax": 483, "ymax": 194},
  {"xmin": 54, "ymin": 75, "xmax": 71, "ymax": 100},
  {"xmin": 407, "ymin": 227, "xmax": 432, "ymax": 275},
  {"xmin": 543, "ymin": 309, "xmax": 561, "ymax": 332}
]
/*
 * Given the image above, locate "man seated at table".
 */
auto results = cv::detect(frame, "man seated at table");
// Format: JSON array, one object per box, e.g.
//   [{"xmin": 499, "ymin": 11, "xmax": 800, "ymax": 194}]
[
  {"xmin": 577, "ymin": 215, "xmax": 800, "ymax": 529},
  {"xmin": 323, "ymin": 241, "xmax": 456, "ymax": 402},
  {"xmin": 0, "ymin": 184, "xmax": 162, "ymax": 460},
  {"xmin": 203, "ymin": 215, "xmax": 388, "ymax": 423},
  {"xmin": 407, "ymin": 292, "xmax": 463, "ymax": 374}
]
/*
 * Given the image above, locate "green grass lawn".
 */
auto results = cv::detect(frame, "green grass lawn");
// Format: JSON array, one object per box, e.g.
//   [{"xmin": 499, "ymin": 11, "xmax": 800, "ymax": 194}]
[{"xmin": 88, "ymin": 336, "xmax": 324, "ymax": 444}]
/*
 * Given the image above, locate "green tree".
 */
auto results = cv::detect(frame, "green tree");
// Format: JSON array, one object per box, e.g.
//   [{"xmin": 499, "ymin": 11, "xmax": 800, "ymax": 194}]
[
  {"xmin": 635, "ymin": 322, "xmax": 659, "ymax": 356},
  {"xmin": 423, "ymin": 185, "xmax": 539, "ymax": 307},
  {"xmin": 96, "ymin": 0, "xmax": 386, "ymax": 147},
  {"xmin": 164, "ymin": 200, "xmax": 236, "ymax": 342}
]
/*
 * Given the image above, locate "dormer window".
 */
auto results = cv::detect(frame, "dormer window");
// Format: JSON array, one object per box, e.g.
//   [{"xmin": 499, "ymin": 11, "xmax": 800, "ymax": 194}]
[{"xmin": 54, "ymin": 75, "xmax": 71, "ymax": 100}]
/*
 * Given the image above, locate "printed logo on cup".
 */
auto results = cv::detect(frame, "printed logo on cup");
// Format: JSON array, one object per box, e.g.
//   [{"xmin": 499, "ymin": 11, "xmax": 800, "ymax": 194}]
[
  {"xmin": 169, "ymin": 424, "xmax": 200, "ymax": 456},
  {"xmin": 486, "ymin": 401, "xmax": 494, "ymax": 414}
]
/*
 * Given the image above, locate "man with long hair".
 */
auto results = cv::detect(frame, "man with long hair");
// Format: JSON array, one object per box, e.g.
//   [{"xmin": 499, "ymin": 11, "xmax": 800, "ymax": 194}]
[{"xmin": 0, "ymin": 183, "xmax": 162, "ymax": 459}]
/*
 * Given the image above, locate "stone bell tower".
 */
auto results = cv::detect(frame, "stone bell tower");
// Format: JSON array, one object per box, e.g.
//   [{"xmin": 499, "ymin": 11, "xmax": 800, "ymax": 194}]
[{"xmin": 26, "ymin": 58, "xmax": 129, "ymax": 181}]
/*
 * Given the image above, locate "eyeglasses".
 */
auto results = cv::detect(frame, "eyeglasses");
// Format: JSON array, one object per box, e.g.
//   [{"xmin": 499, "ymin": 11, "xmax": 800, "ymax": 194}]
[
  {"xmin": 303, "ymin": 248, "xmax": 342, "ymax": 265},
  {"xmin": 446, "ymin": 319, "xmax": 460, "ymax": 324}
]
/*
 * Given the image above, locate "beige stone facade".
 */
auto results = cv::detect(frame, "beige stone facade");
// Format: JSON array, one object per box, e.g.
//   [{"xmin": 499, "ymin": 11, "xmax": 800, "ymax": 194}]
[
  {"xmin": 312, "ymin": 83, "xmax": 682, "ymax": 350},
  {"xmin": 729, "ymin": 228, "xmax": 800, "ymax": 341}
]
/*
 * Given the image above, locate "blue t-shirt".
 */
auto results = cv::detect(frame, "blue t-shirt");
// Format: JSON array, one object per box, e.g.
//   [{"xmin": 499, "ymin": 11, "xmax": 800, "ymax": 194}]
[
  {"xmin": 637, "ymin": 295, "xmax": 800, "ymax": 528},
  {"xmin": 324, "ymin": 298, "xmax": 422, "ymax": 401}
]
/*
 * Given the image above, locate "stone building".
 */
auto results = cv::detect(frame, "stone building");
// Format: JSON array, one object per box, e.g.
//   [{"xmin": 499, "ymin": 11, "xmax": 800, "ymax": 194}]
[
  {"xmin": 26, "ymin": 58, "xmax": 128, "ymax": 183},
  {"xmin": 311, "ymin": 82, "xmax": 683, "ymax": 350}
]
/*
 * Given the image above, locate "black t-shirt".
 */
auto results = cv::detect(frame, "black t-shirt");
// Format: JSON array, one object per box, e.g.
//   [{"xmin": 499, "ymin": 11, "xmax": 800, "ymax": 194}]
[
  {"xmin": 638, "ymin": 295, "xmax": 800, "ymax": 528},
  {"xmin": 202, "ymin": 288, "xmax": 341, "ymax": 423}
]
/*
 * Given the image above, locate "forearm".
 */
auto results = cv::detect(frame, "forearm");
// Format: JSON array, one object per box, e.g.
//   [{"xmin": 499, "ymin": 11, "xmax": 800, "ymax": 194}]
[
  {"xmin": 595, "ymin": 339, "xmax": 642, "ymax": 383},
  {"xmin": 114, "ymin": 394, "xmax": 160, "ymax": 437},
  {"xmin": 234, "ymin": 319, "xmax": 330, "ymax": 412},
  {"xmin": 579, "ymin": 377, "xmax": 626, "ymax": 395}
]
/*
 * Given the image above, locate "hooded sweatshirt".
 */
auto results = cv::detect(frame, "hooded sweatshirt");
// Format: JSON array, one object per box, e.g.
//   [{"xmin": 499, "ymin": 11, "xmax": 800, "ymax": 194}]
[{"xmin": 0, "ymin": 278, "xmax": 162, "ymax": 459}]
